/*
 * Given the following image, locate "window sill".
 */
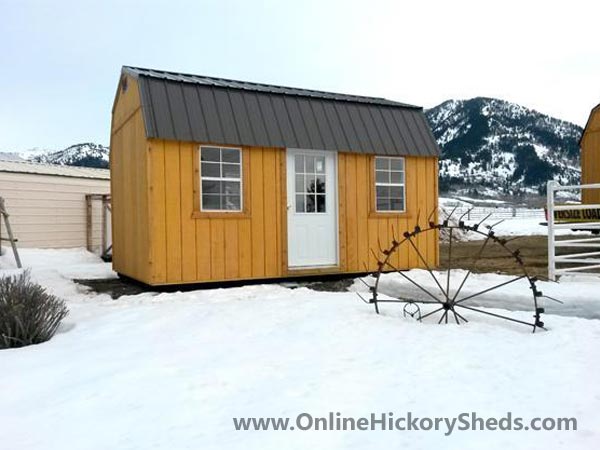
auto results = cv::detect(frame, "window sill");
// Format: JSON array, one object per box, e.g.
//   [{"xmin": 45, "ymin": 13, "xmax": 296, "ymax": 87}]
[
  {"xmin": 191, "ymin": 211, "xmax": 251, "ymax": 220},
  {"xmin": 368, "ymin": 211, "xmax": 412, "ymax": 219}
]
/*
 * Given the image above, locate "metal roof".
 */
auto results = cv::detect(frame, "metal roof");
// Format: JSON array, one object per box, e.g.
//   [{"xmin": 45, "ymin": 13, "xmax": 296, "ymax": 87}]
[
  {"xmin": 0, "ymin": 159, "xmax": 110, "ymax": 180},
  {"xmin": 122, "ymin": 66, "xmax": 440, "ymax": 157}
]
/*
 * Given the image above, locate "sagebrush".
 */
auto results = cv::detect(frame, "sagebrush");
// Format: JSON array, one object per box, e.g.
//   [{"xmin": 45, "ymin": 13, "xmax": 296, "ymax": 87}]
[{"xmin": 0, "ymin": 271, "xmax": 68, "ymax": 349}]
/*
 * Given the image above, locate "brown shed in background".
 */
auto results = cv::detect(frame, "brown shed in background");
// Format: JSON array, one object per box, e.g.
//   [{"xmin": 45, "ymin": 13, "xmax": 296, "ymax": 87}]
[{"xmin": 581, "ymin": 104, "xmax": 600, "ymax": 204}]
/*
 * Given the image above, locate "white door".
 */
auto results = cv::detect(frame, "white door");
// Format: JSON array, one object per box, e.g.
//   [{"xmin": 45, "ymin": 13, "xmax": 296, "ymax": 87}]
[{"xmin": 286, "ymin": 149, "xmax": 338, "ymax": 268}]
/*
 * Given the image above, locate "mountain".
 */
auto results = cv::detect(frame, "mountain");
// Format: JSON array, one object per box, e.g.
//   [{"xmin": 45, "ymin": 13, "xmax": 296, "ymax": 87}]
[
  {"xmin": 0, "ymin": 152, "xmax": 26, "ymax": 162},
  {"xmin": 29, "ymin": 143, "xmax": 109, "ymax": 169},
  {"xmin": 425, "ymin": 97, "xmax": 582, "ymax": 199}
]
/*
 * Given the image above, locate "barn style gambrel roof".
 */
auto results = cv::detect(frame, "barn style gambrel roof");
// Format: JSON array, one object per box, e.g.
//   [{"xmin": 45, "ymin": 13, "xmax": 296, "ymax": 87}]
[{"xmin": 121, "ymin": 66, "xmax": 440, "ymax": 157}]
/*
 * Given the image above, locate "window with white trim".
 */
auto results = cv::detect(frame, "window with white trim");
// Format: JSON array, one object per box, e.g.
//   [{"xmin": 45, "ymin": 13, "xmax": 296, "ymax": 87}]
[
  {"xmin": 200, "ymin": 146, "xmax": 242, "ymax": 211},
  {"xmin": 375, "ymin": 156, "xmax": 405, "ymax": 212}
]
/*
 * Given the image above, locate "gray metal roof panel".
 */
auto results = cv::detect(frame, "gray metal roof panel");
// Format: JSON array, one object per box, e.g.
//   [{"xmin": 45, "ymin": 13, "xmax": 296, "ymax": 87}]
[
  {"xmin": 297, "ymin": 98, "xmax": 325, "ymax": 150},
  {"xmin": 321, "ymin": 102, "xmax": 349, "ymax": 150},
  {"xmin": 283, "ymin": 97, "xmax": 312, "ymax": 149},
  {"xmin": 380, "ymin": 107, "xmax": 410, "ymax": 154},
  {"xmin": 243, "ymin": 93, "xmax": 271, "ymax": 147},
  {"xmin": 310, "ymin": 100, "xmax": 337, "ymax": 150},
  {"xmin": 368, "ymin": 107, "xmax": 395, "ymax": 156},
  {"xmin": 181, "ymin": 84, "xmax": 207, "ymax": 142},
  {"xmin": 128, "ymin": 67, "xmax": 440, "ymax": 157},
  {"xmin": 124, "ymin": 66, "xmax": 420, "ymax": 108},
  {"xmin": 165, "ymin": 82, "xmax": 192, "ymax": 141},
  {"xmin": 394, "ymin": 109, "xmax": 420, "ymax": 156},
  {"xmin": 346, "ymin": 103, "xmax": 373, "ymax": 151},
  {"xmin": 269, "ymin": 95, "xmax": 299, "ymax": 148},
  {"xmin": 197, "ymin": 87, "xmax": 224, "ymax": 144},
  {"xmin": 227, "ymin": 90, "xmax": 255, "ymax": 144},
  {"xmin": 148, "ymin": 80, "xmax": 176, "ymax": 139},
  {"xmin": 213, "ymin": 88, "xmax": 240, "ymax": 144},
  {"xmin": 256, "ymin": 95, "xmax": 285, "ymax": 148}
]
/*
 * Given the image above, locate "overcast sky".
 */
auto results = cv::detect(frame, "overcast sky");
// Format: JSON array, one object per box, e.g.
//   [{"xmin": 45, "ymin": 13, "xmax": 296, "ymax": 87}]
[{"xmin": 1, "ymin": 0, "xmax": 599, "ymax": 152}]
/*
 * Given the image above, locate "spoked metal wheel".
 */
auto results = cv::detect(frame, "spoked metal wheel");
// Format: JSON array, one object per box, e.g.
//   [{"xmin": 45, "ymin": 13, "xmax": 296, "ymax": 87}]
[{"xmin": 358, "ymin": 212, "xmax": 557, "ymax": 332}]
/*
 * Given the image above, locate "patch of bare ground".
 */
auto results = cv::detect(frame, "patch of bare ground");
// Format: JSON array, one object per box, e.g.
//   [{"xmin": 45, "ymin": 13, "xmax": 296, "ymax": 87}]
[{"xmin": 440, "ymin": 234, "xmax": 599, "ymax": 277}]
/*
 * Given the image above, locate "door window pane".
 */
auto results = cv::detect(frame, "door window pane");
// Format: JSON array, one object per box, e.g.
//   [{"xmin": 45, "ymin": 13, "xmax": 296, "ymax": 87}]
[
  {"xmin": 296, "ymin": 194, "xmax": 305, "ymax": 213},
  {"xmin": 306, "ymin": 176, "xmax": 316, "ymax": 193},
  {"xmin": 316, "ymin": 176, "xmax": 326, "ymax": 193},
  {"xmin": 316, "ymin": 195, "xmax": 326, "ymax": 212},
  {"xmin": 295, "ymin": 175, "xmax": 304, "ymax": 193},
  {"xmin": 306, "ymin": 156, "xmax": 315, "ymax": 174},
  {"xmin": 306, "ymin": 195, "xmax": 316, "ymax": 212},
  {"xmin": 315, "ymin": 157, "xmax": 325, "ymax": 173},
  {"xmin": 295, "ymin": 155, "xmax": 304, "ymax": 173}
]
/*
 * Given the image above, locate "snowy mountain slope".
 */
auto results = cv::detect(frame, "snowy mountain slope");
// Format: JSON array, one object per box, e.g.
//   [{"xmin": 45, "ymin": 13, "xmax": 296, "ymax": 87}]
[
  {"xmin": 426, "ymin": 98, "xmax": 583, "ymax": 197},
  {"xmin": 29, "ymin": 143, "xmax": 109, "ymax": 168},
  {"xmin": 0, "ymin": 152, "xmax": 26, "ymax": 161}
]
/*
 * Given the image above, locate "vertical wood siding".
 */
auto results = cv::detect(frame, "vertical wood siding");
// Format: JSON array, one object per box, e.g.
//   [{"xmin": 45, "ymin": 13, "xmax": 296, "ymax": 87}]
[
  {"xmin": 582, "ymin": 109, "xmax": 600, "ymax": 205},
  {"xmin": 147, "ymin": 143, "xmax": 285, "ymax": 284},
  {"xmin": 110, "ymin": 76, "xmax": 151, "ymax": 282},
  {"xmin": 143, "ymin": 143, "xmax": 438, "ymax": 285},
  {"xmin": 338, "ymin": 153, "xmax": 439, "ymax": 273}
]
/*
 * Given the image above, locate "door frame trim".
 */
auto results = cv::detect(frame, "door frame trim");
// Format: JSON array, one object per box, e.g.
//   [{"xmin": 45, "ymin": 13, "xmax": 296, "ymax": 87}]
[{"xmin": 283, "ymin": 148, "xmax": 340, "ymax": 270}]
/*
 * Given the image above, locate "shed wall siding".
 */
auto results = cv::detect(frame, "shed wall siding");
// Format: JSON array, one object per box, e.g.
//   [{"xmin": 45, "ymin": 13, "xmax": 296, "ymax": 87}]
[
  {"xmin": 338, "ymin": 153, "xmax": 439, "ymax": 273},
  {"xmin": 110, "ymin": 77, "xmax": 151, "ymax": 282},
  {"xmin": 147, "ymin": 142, "xmax": 284, "ymax": 284},
  {"xmin": 146, "ymin": 140, "xmax": 438, "ymax": 285},
  {"xmin": 0, "ymin": 172, "xmax": 109, "ymax": 250},
  {"xmin": 582, "ymin": 108, "xmax": 600, "ymax": 205}
]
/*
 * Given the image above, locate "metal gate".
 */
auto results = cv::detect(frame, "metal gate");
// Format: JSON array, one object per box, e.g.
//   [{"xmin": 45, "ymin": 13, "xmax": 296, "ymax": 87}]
[{"xmin": 547, "ymin": 181, "xmax": 600, "ymax": 280}]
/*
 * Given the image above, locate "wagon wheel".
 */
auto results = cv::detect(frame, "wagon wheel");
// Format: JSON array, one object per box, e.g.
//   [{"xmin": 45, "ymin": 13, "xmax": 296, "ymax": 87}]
[{"xmin": 358, "ymin": 209, "xmax": 556, "ymax": 333}]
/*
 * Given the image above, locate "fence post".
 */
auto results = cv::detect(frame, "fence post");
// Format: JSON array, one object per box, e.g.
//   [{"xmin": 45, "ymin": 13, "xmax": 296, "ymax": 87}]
[{"xmin": 547, "ymin": 181, "xmax": 557, "ymax": 281}]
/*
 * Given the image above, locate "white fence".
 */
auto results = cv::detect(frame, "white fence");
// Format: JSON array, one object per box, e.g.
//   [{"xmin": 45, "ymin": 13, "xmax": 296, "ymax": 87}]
[
  {"xmin": 449, "ymin": 207, "xmax": 544, "ymax": 221},
  {"xmin": 547, "ymin": 181, "xmax": 600, "ymax": 280}
]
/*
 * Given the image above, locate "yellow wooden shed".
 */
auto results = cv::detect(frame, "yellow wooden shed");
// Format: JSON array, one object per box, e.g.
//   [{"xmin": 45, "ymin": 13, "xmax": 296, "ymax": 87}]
[
  {"xmin": 581, "ymin": 103, "xmax": 600, "ymax": 204},
  {"xmin": 110, "ymin": 66, "xmax": 440, "ymax": 286}
]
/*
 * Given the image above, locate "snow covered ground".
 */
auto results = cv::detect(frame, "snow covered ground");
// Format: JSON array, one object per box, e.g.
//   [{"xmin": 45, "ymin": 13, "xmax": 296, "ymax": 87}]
[
  {"xmin": 472, "ymin": 217, "xmax": 587, "ymax": 239},
  {"xmin": 1, "ymin": 249, "xmax": 600, "ymax": 449}
]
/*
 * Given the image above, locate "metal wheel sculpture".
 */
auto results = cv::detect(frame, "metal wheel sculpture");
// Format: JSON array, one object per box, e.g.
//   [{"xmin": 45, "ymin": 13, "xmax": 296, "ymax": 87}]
[{"xmin": 358, "ymin": 208, "xmax": 560, "ymax": 333}]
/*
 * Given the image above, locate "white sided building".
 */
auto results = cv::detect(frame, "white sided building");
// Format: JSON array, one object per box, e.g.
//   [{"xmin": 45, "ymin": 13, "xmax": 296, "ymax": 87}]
[{"xmin": 0, "ymin": 159, "xmax": 110, "ymax": 254}]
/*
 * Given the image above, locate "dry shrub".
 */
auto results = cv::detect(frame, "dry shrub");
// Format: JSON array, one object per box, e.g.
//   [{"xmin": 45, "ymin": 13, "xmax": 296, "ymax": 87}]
[{"xmin": 0, "ymin": 271, "xmax": 68, "ymax": 349}]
